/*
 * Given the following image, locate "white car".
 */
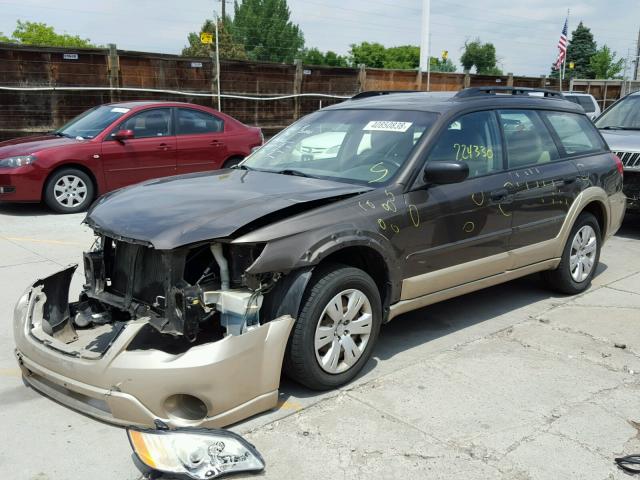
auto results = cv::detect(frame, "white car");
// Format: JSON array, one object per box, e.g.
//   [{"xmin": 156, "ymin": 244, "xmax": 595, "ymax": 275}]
[{"xmin": 563, "ymin": 92, "xmax": 601, "ymax": 120}]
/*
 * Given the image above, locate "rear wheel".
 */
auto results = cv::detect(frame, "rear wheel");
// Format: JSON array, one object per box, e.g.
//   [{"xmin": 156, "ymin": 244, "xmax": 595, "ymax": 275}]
[
  {"xmin": 544, "ymin": 212, "xmax": 601, "ymax": 294},
  {"xmin": 44, "ymin": 168, "xmax": 95, "ymax": 214},
  {"xmin": 223, "ymin": 156, "xmax": 243, "ymax": 169},
  {"xmin": 285, "ymin": 264, "xmax": 382, "ymax": 390}
]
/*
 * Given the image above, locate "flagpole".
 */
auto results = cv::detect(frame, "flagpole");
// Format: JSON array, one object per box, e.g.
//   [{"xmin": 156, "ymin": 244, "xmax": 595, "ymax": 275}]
[{"xmin": 561, "ymin": 8, "xmax": 570, "ymax": 92}]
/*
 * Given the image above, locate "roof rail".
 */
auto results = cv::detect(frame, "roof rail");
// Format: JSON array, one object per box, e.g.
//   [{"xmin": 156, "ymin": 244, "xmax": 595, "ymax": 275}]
[
  {"xmin": 455, "ymin": 86, "xmax": 564, "ymax": 99},
  {"xmin": 351, "ymin": 90, "xmax": 418, "ymax": 100}
]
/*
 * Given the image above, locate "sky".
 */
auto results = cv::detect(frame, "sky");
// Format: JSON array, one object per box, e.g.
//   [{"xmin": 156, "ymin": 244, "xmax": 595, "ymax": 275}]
[{"xmin": 0, "ymin": 0, "xmax": 638, "ymax": 77}]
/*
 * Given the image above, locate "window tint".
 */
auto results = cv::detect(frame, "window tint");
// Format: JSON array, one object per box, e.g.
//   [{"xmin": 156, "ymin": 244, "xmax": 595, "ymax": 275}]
[
  {"xmin": 177, "ymin": 108, "xmax": 224, "ymax": 134},
  {"xmin": 116, "ymin": 108, "xmax": 172, "ymax": 139},
  {"xmin": 544, "ymin": 112, "xmax": 605, "ymax": 155},
  {"xmin": 427, "ymin": 110, "xmax": 503, "ymax": 178},
  {"xmin": 498, "ymin": 110, "xmax": 559, "ymax": 169},
  {"xmin": 576, "ymin": 96, "xmax": 596, "ymax": 113}
]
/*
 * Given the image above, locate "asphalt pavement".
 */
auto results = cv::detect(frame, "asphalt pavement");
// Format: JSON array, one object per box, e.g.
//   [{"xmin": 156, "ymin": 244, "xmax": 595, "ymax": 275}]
[{"xmin": 1, "ymin": 202, "xmax": 639, "ymax": 480}]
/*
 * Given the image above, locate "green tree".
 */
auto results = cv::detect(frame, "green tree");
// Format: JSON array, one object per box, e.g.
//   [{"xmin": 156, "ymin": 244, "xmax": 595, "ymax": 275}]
[
  {"xmin": 301, "ymin": 48, "xmax": 347, "ymax": 67},
  {"xmin": 182, "ymin": 19, "xmax": 248, "ymax": 59},
  {"xmin": 10, "ymin": 20, "xmax": 95, "ymax": 47},
  {"xmin": 384, "ymin": 45, "xmax": 419, "ymax": 69},
  {"xmin": 590, "ymin": 45, "xmax": 625, "ymax": 79},
  {"xmin": 349, "ymin": 42, "xmax": 386, "ymax": 68},
  {"xmin": 564, "ymin": 22, "xmax": 597, "ymax": 78},
  {"xmin": 0, "ymin": 32, "xmax": 11, "ymax": 43},
  {"xmin": 323, "ymin": 50, "xmax": 347, "ymax": 67},
  {"xmin": 230, "ymin": 0, "xmax": 304, "ymax": 63},
  {"xmin": 460, "ymin": 39, "xmax": 499, "ymax": 74},
  {"xmin": 430, "ymin": 56, "xmax": 456, "ymax": 72}
]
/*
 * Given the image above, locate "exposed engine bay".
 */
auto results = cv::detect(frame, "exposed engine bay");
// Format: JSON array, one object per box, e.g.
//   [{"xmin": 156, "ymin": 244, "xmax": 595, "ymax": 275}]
[{"xmin": 43, "ymin": 234, "xmax": 280, "ymax": 354}]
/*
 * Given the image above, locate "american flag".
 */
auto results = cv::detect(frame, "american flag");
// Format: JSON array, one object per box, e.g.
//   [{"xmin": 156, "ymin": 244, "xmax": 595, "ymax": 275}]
[{"xmin": 554, "ymin": 18, "xmax": 569, "ymax": 70}]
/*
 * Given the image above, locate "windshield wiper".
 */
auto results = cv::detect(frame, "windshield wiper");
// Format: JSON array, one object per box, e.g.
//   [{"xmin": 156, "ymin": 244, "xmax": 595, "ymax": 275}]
[
  {"xmin": 273, "ymin": 169, "xmax": 317, "ymax": 178},
  {"xmin": 600, "ymin": 126, "xmax": 640, "ymax": 130},
  {"xmin": 231, "ymin": 164, "xmax": 252, "ymax": 170}
]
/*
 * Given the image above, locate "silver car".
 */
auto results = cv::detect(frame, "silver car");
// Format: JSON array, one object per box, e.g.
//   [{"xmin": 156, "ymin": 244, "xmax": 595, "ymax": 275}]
[{"xmin": 596, "ymin": 91, "xmax": 640, "ymax": 213}]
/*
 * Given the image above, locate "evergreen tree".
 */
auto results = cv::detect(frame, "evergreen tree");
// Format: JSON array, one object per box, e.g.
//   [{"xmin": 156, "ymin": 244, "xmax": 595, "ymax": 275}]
[
  {"xmin": 563, "ymin": 21, "xmax": 597, "ymax": 78},
  {"xmin": 231, "ymin": 0, "xmax": 304, "ymax": 63}
]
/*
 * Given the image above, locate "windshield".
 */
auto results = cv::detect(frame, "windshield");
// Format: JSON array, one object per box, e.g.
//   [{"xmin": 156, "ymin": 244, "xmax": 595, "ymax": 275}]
[
  {"xmin": 55, "ymin": 105, "xmax": 131, "ymax": 139},
  {"xmin": 243, "ymin": 109, "xmax": 438, "ymax": 185},
  {"xmin": 595, "ymin": 95, "xmax": 640, "ymax": 130}
]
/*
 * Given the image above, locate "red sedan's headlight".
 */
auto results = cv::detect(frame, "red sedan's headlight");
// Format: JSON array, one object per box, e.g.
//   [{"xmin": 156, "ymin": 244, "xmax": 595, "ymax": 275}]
[{"xmin": 0, "ymin": 155, "xmax": 37, "ymax": 168}]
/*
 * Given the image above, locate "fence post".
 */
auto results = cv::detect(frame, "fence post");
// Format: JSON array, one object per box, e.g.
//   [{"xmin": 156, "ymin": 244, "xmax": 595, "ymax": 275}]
[
  {"xmin": 358, "ymin": 64, "xmax": 367, "ymax": 92},
  {"xmin": 539, "ymin": 75, "xmax": 547, "ymax": 88},
  {"xmin": 463, "ymin": 70, "xmax": 471, "ymax": 88},
  {"xmin": 107, "ymin": 44, "xmax": 120, "ymax": 103},
  {"xmin": 507, "ymin": 73, "xmax": 513, "ymax": 87},
  {"xmin": 416, "ymin": 69, "xmax": 423, "ymax": 90},
  {"xmin": 293, "ymin": 59, "xmax": 303, "ymax": 121}
]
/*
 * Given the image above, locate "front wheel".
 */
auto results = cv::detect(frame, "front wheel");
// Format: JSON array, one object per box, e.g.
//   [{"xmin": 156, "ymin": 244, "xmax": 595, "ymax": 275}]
[
  {"xmin": 44, "ymin": 168, "xmax": 95, "ymax": 214},
  {"xmin": 544, "ymin": 212, "xmax": 601, "ymax": 294},
  {"xmin": 284, "ymin": 264, "xmax": 382, "ymax": 390}
]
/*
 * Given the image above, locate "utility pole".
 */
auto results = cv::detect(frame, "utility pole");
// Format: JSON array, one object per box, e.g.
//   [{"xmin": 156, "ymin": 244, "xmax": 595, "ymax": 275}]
[
  {"xmin": 213, "ymin": 1, "xmax": 222, "ymax": 111},
  {"xmin": 221, "ymin": 0, "xmax": 226, "ymax": 20},
  {"xmin": 635, "ymin": 28, "xmax": 640, "ymax": 81},
  {"xmin": 419, "ymin": 0, "xmax": 431, "ymax": 74}
]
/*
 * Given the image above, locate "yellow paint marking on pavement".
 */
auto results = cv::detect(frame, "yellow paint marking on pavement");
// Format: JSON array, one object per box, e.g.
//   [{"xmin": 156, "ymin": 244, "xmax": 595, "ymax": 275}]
[
  {"xmin": 276, "ymin": 399, "xmax": 303, "ymax": 411},
  {"xmin": 0, "ymin": 368, "xmax": 22, "ymax": 377},
  {"xmin": 1, "ymin": 236, "xmax": 84, "ymax": 246}
]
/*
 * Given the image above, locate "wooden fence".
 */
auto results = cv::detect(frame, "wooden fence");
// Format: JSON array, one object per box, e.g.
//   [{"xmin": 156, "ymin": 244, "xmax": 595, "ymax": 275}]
[{"xmin": 0, "ymin": 43, "xmax": 618, "ymax": 141}]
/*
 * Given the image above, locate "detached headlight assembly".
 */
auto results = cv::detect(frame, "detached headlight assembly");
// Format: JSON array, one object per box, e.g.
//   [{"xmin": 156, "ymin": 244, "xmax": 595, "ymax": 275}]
[
  {"xmin": 127, "ymin": 427, "xmax": 265, "ymax": 479},
  {"xmin": 0, "ymin": 155, "xmax": 36, "ymax": 168}
]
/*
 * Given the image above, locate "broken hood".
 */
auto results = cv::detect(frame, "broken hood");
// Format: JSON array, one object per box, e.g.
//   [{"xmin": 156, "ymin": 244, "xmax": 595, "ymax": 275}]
[{"xmin": 85, "ymin": 169, "xmax": 371, "ymax": 249}]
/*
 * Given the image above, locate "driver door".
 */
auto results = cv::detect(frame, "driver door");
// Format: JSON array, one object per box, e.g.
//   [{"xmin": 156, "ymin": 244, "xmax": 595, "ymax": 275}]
[{"xmin": 399, "ymin": 110, "xmax": 514, "ymax": 300}]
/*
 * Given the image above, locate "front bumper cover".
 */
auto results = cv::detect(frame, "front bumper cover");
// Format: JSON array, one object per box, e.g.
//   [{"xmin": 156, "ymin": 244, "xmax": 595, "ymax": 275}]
[{"xmin": 13, "ymin": 267, "xmax": 295, "ymax": 428}]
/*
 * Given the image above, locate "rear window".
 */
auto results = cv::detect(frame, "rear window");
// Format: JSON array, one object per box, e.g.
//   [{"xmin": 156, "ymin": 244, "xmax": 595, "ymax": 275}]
[
  {"xmin": 576, "ymin": 96, "xmax": 596, "ymax": 113},
  {"xmin": 543, "ymin": 112, "xmax": 605, "ymax": 155}
]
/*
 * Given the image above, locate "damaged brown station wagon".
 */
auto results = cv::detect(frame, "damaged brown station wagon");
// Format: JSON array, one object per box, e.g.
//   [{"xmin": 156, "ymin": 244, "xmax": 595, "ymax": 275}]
[{"xmin": 14, "ymin": 87, "xmax": 626, "ymax": 429}]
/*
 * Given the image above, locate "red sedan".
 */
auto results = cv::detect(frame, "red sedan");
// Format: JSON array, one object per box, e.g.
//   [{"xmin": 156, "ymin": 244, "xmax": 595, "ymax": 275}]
[{"xmin": 0, "ymin": 101, "xmax": 263, "ymax": 213}]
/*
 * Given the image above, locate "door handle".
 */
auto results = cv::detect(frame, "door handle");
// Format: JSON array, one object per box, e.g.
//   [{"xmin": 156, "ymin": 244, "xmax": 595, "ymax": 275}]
[
  {"xmin": 490, "ymin": 188, "xmax": 510, "ymax": 202},
  {"xmin": 210, "ymin": 140, "xmax": 224, "ymax": 147},
  {"xmin": 157, "ymin": 143, "xmax": 171, "ymax": 151}
]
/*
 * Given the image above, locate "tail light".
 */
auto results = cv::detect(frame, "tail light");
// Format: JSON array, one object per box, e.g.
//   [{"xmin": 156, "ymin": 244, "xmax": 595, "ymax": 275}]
[{"xmin": 612, "ymin": 153, "xmax": 624, "ymax": 177}]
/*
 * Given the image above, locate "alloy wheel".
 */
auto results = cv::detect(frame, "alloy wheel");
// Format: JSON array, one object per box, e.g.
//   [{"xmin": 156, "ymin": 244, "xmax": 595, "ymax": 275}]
[
  {"xmin": 314, "ymin": 289, "xmax": 373, "ymax": 374},
  {"xmin": 53, "ymin": 175, "xmax": 88, "ymax": 208},
  {"xmin": 569, "ymin": 225, "xmax": 597, "ymax": 282}
]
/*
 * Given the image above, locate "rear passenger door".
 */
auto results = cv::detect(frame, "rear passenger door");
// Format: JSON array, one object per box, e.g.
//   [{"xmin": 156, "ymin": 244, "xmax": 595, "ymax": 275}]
[
  {"xmin": 401, "ymin": 110, "xmax": 514, "ymax": 298},
  {"xmin": 175, "ymin": 108, "xmax": 228, "ymax": 174},
  {"xmin": 498, "ymin": 109, "xmax": 580, "ymax": 267}
]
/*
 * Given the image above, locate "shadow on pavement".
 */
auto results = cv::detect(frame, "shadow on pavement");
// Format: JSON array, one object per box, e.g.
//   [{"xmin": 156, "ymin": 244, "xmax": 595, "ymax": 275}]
[
  {"xmin": 616, "ymin": 213, "xmax": 640, "ymax": 240},
  {"xmin": 0, "ymin": 202, "xmax": 53, "ymax": 217}
]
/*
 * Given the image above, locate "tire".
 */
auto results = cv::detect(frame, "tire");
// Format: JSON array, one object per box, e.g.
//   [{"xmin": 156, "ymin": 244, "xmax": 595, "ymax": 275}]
[
  {"xmin": 44, "ymin": 168, "xmax": 95, "ymax": 214},
  {"xmin": 285, "ymin": 263, "xmax": 382, "ymax": 390},
  {"xmin": 223, "ymin": 157, "xmax": 243, "ymax": 169},
  {"xmin": 543, "ymin": 212, "xmax": 601, "ymax": 295}
]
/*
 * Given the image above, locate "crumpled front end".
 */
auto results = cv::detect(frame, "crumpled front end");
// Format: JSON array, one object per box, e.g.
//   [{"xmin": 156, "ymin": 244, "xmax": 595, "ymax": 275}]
[{"xmin": 13, "ymin": 234, "xmax": 295, "ymax": 428}]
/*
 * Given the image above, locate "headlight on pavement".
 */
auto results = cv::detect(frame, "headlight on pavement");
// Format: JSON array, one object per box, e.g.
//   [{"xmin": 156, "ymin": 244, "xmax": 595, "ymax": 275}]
[
  {"xmin": 0, "ymin": 155, "xmax": 36, "ymax": 168},
  {"xmin": 127, "ymin": 427, "xmax": 265, "ymax": 479}
]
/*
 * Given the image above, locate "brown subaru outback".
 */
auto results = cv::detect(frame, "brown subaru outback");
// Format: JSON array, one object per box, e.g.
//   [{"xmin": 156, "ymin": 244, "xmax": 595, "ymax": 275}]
[{"xmin": 14, "ymin": 87, "xmax": 626, "ymax": 431}]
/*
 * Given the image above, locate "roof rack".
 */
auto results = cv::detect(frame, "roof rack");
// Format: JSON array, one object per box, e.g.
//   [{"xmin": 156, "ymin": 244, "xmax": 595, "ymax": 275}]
[
  {"xmin": 455, "ymin": 86, "xmax": 564, "ymax": 99},
  {"xmin": 351, "ymin": 90, "xmax": 418, "ymax": 100}
]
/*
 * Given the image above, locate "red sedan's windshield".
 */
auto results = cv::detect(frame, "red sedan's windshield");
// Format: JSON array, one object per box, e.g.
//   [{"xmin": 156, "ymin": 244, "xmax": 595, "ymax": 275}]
[{"xmin": 55, "ymin": 105, "xmax": 131, "ymax": 139}]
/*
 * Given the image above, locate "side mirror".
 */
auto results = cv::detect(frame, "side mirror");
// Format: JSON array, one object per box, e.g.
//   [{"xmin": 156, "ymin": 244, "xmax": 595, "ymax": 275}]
[
  {"xmin": 423, "ymin": 161, "xmax": 469, "ymax": 185},
  {"xmin": 114, "ymin": 129, "xmax": 135, "ymax": 142}
]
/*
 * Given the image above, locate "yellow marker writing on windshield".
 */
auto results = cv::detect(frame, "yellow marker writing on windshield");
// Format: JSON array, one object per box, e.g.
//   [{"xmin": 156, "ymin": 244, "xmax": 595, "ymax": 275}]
[{"xmin": 368, "ymin": 162, "xmax": 389, "ymax": 183}]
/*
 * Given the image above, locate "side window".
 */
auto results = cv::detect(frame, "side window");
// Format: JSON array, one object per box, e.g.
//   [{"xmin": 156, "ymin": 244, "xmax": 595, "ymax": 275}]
[
  {"xmin": 177, "ymin": 108, "xmax": 224, "ymax": 135},
  {"xmin": 544, "ymin": 111, "xmax": 605, "ymax": 155},
  {"xmin": 114, "ymin": 108, "xmax": 172, "ymax": 139},
  {"xmin": 427, "ymin": 110, "xmax": 503, "ymax": 178},
  {"xmin": 498, "ymin": 110, "xmax": 559, "ymax": 169},
  {"xmin": 577, "ymin": 96, "xmax": 596, "ymax": 113}
]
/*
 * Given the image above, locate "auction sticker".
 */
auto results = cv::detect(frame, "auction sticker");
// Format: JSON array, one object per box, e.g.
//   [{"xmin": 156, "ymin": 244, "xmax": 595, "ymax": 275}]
[
  {"xmin": 111, "ymin": 107, "xmax": 130, "ymax": 113},
  {"xmin": 363, "ymin": 121, "xmax": 412, "ymax": 132}
]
